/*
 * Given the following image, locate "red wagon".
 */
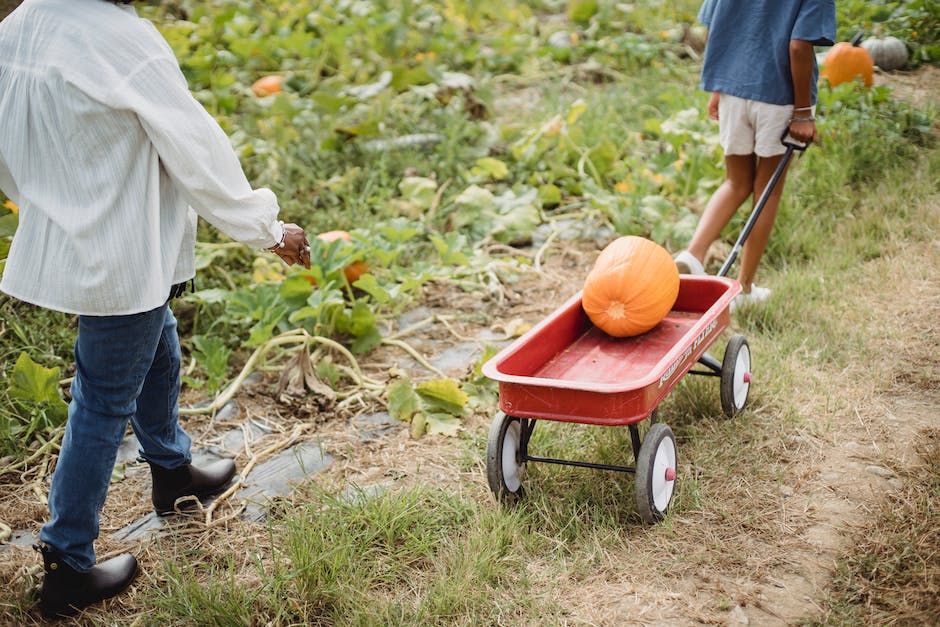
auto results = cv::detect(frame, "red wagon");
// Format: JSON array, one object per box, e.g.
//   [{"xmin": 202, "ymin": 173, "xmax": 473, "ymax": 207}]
[
  {"xmin": 481, "ymin": 276, "xmax": 748, "ymax": 522},
  {"xmin": 482, "ymin": 136, "xmax": 805, "ymax": 522}
]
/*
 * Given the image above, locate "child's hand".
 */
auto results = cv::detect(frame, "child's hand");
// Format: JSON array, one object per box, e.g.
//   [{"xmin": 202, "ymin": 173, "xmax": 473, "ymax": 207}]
[
  {"xmin": 707, "ymin": 92, "xmax": 720, "ymax": 121},
  {"xmin": 788, "ymin": 118, "xmax": 818, "ymax": 145}
]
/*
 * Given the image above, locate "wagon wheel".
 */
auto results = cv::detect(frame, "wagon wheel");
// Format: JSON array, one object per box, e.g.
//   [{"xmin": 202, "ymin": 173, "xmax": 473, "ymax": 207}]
[
  {"xmin": 486, "ymin": 412, "xmax": 526, "ymax": 502},
  {"xmin": 720, "ymin": 334, "xmax": 751, "ymax": 416},
  {"xmin": 634, "ymin": 422, "xmax": 677, "ymax": 523}
]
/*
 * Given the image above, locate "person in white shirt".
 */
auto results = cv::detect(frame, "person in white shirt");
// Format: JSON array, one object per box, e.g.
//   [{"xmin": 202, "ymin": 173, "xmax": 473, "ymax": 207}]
[{"xmin": 0, "ymin": 0, "xmax": 311, "ymax": 617}]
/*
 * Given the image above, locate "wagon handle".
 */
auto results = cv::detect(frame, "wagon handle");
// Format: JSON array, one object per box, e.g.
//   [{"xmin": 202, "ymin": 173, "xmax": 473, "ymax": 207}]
[{"xmin": 717, "ymin": 131, "xmax": 809, "ymax": 278}]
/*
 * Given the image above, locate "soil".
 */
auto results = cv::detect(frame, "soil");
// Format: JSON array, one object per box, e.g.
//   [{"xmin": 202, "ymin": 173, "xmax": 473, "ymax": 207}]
[{"xmin": 0, "ymin": 68, "xmax": 937, "ymax": 625}]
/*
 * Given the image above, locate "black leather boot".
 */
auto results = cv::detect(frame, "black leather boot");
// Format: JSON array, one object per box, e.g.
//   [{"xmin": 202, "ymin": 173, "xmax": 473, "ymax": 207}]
[
  {"xmin": 35, "ymin": 543, "xmax": 139, "ymax": 619},
  {"xmin": 149, "ymin": 459, "xmax": 237, "ymax": 515}
]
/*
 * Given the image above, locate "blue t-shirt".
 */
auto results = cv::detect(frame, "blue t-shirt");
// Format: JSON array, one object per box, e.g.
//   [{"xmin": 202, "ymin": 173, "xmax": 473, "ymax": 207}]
[{"xmin": 699, "ymin": 0, "xmax": 836, "ymax": 105}]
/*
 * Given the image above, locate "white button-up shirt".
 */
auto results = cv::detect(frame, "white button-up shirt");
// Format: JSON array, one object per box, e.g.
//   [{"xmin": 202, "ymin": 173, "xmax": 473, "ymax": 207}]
[{"xmin": 0, "ymin": 0, "xmax": 284, "ymax": 315}]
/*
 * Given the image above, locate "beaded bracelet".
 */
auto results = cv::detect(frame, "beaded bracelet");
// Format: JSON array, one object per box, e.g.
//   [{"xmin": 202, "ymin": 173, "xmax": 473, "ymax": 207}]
[{"xmin": 790, "ymin": 116, "xmax": 816, "ymax": 123}]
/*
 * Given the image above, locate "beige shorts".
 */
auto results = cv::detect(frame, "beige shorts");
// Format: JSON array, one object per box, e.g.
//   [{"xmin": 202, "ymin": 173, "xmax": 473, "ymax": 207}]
[{"xmin": 717, "ymin": 94, "xmax": 803, "ymax": 157}]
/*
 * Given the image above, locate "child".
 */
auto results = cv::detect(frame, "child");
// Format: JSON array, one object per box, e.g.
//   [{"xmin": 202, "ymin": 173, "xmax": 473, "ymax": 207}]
[{"xmin": 674, "ymin": 0, "xmax": 836, "ymax": 307}]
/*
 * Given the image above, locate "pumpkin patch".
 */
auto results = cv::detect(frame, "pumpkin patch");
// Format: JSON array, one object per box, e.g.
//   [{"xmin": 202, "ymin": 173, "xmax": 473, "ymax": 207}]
[{"xmin": 581, "ymin": 236, "xmax": 680, "ymax": 338}]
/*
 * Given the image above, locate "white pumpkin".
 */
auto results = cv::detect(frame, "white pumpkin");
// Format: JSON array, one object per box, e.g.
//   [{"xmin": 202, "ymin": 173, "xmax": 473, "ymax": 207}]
[{"xmin": 861, "ymin": 36, "xmax": 909, "ymax": 71}]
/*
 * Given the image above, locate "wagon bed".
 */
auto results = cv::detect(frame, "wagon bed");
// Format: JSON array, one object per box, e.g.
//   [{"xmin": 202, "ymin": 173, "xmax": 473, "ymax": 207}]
[{"xmin": 483, "ymin": 275, "xmax": 741, "ymax": 426}]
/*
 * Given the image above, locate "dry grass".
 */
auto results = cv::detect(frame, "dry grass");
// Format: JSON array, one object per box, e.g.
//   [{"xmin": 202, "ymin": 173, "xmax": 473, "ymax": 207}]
[{"xmin": 819, "ymin": 427, "xmax": 940, "ymax": 626}]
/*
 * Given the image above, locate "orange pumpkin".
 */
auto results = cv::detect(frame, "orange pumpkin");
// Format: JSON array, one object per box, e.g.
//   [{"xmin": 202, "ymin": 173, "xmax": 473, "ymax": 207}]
[
  {"xmin": 251, "ymin": 75, "xmax": 285, "ymax": 97},
  {"xmin": 316, "ymin": 230, "xmax": 369, "ymax": 284},
  {"xmin": 582, "ymin": 236, "xmax": 679, "ymax": 337},
  {"xmin": 820, "ymin": 33, "xmax": 873, "ymax": 87}
]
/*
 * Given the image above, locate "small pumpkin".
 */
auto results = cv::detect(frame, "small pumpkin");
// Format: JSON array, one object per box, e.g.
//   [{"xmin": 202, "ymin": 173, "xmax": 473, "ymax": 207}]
[
  {"xmin": 820, "ymin": 32, "xmax": 873, "ymax": 87},
  {"xmin": 861, "ymin": 35, "xmax": 908, "ymax": 71},
  {"xmin": 316, "ymin": 230, "xmax": 369, "ymax": 284},
  {"xmin": 251, "ymin": 75, "xmax": 284, "ymax": 97},
  {"xmin": 582, "ymin": 236, "xmax": 680, "ymax": 338}
]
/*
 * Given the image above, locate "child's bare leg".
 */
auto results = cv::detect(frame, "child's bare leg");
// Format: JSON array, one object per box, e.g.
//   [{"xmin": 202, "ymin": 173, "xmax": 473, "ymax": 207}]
[
  {"xmin": 687, "ymin": 154, "xmax": 756, "ymax": 262},
  {"xmin": 737, "ymin": 153, "xmax": 790, "ymax": 291}
]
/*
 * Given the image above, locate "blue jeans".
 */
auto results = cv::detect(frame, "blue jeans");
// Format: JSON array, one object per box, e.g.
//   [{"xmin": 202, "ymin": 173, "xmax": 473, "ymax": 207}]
[{"xmin": 40, "ymin": 303, "xmax": 192, "ymax": 571}]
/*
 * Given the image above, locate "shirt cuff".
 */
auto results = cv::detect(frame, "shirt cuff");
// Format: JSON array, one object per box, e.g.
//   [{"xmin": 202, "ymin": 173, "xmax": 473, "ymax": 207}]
[{"xmin": 264, "ymin": 220, "xmax": 285, "ymax": 250}]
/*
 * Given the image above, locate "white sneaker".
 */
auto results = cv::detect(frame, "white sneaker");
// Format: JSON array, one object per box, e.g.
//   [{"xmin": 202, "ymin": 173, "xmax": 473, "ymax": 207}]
[
  {"xmin": 731, "ymin": 285, "xmax": 771, "ymax": 312},
  {"xmin": 674, "ymin": 250, "xmax": 705, "ymax": 275}
]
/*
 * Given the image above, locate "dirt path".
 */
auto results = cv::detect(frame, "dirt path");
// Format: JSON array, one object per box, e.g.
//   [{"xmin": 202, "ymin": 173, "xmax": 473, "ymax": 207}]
[{"xmin": 529, "ymin": 216, "xmax": 939, "ymax": 625}]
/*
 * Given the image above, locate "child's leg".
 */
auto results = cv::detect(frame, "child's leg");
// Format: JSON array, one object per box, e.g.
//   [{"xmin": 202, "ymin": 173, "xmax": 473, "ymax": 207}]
[
  {"xmin": 686, "ymin": 153, "xmax": 756, "ymax": 262},
  {"xmin": 737, "ymin": 154, "xmax": 791, "ymax": 291}
]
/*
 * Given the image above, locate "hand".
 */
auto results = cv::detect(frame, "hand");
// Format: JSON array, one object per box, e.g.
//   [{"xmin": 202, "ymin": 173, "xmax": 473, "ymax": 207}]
[
  {"xmin": 788, "ymin": 118, "xmax": 818, "ymax": 145},
  {"xmin": 269, "ymin": 223, "xmax": 311, "ymax": 269},
  {"xmin": 707, "ymin": 91, "xmax": 720, "ymax": 121}
]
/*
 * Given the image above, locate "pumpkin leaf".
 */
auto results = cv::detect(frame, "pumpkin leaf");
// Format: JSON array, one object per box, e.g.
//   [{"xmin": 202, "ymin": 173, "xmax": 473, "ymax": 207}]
[
  {"xmin": 386, "ymin": 379, "xmax": 420, "ymax": 423},
  {"xmin": 352, "ymin": 274, "xmax": 392, "ymax": 305},
  {"xmin": 111, "ymin": 463, "xmax": 126, "ymax": 484},
  {"xmin": 415, "ymin": 378, "xmax": 468, "ymax": 416},
  {"xmin": 10, "ymin": 353, "xmax": 68, "ymax": 424},
  {"xmin": 350, "ymin": 325, "xmax": 382, "ymax": 355},
  {"xmin": 424, "ymin": 412, "xmax": 461, "ymax": 437},
  {"xmin": 398, "ymin": 176, "xmax": 439, "ymax": 210},
  {"xmin": 428, "ymin": 232, "xmax": 470, "ymax": 266},
  {"xmin": 470, "ymin": 157, "xmax": 509, "ymax": 181},
  {"xmin": 190, "ymin": 335, "xmax": 233, "ymax": 394},
  {"xmin": 194, "ymin": 245, "xmax": 231, "ymax": 271},
  {"xmin": 0, "ymin": 212, "xmax": 19, "ymax": 238},
  {"xmin": 454, "ymin": 184, "xmax": 496, "ymax": 211},
  {"xmin": 538, "ymin": 184, "xmax": 562, "ymax": 208}
]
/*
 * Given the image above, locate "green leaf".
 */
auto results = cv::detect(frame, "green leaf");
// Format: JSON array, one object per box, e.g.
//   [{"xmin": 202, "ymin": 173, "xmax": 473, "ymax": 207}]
[
  {"xmin": 425, "ymin": 413, "xmax": 461, "ymax": 437},
  {"xmin": 350, "ymin": 325, "xmax": 382, "ymax": 355},
  {"xmin": 11, "ymin": 353, "xmax": 63, "ymax": 406},
  {"xmin": 454, "ymin": 184, "xmax": 496, "ymax": 211},
  {"xmin": 279, "ymin": 275, "xmax": 315, "ymax": 306},
  {"xmin": 190, "ymin": 335, "xmax": 233, "ymax": 393},
  {"xmin": 473, "ymin": 345, "xmax": 500, "ymax": 380},
  {"xmin": 470, "ymin": 157, "xmax": 509, "ymax": 181},
  {"xmin": 0, "ymin": 212, "xmax": 18, "ymax": 238},
  {"xmin": 335, "ymin": 118, "xmax": 381, "ymax": 138},
  {"xmin": 351, "ymin": 274, "xmax": 391, "ymax": 305},
  {"xmin": 415, "ymin": 378, "xmax": 468, "ymax": 416},
  {"xmin": 193, "ymin": 245, "xmax": 231, "ymax": 271},
  {"xmin": 189, "ymin": 288, "xmax": 230, "ymax": 305},
  {"xmin": 111, "ymin": 463, "xmax": 126, "ymax": 484},
  {"xmin": 538, "ymin": 183, "xmax": 562, "ymax": 208},
  {"xmin": 386, "ymin": 379, "xmax": 419, "ymax": 422},
  {"xmin": 398, "ymin": 177, "xmax": 439, "ymax": 209},
  {"xmin": 377, "ymin": 219, "xmax": 423, "ymax": 245},
  {"xmin": 428, "ymin": 232, "xmax": 470, "ymax": 266}
]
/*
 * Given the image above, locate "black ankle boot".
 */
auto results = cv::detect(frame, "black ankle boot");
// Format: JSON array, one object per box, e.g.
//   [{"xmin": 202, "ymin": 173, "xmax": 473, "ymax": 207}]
[
  {"xmin": 149, "ymin": 459, "xmax": 237, "ymax": 515},
  {"xmin": 35, "ymin": 543, "xmax": 139, "ymax": 619}
]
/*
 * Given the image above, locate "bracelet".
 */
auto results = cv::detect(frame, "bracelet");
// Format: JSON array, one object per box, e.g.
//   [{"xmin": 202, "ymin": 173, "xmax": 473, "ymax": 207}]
[
  {"xmin": 793, "ymin": 106, "xmax": 813, "ymax": 112},
  {"xmin": 790, "ymin": 116, "xmax": 815, "ymax": 123}
]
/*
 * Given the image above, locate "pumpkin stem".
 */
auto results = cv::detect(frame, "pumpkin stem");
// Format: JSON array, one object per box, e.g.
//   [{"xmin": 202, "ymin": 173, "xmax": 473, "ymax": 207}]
[{"xmin": 850, "ymin": 30, "xmax": 865, "ymax": 47}]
